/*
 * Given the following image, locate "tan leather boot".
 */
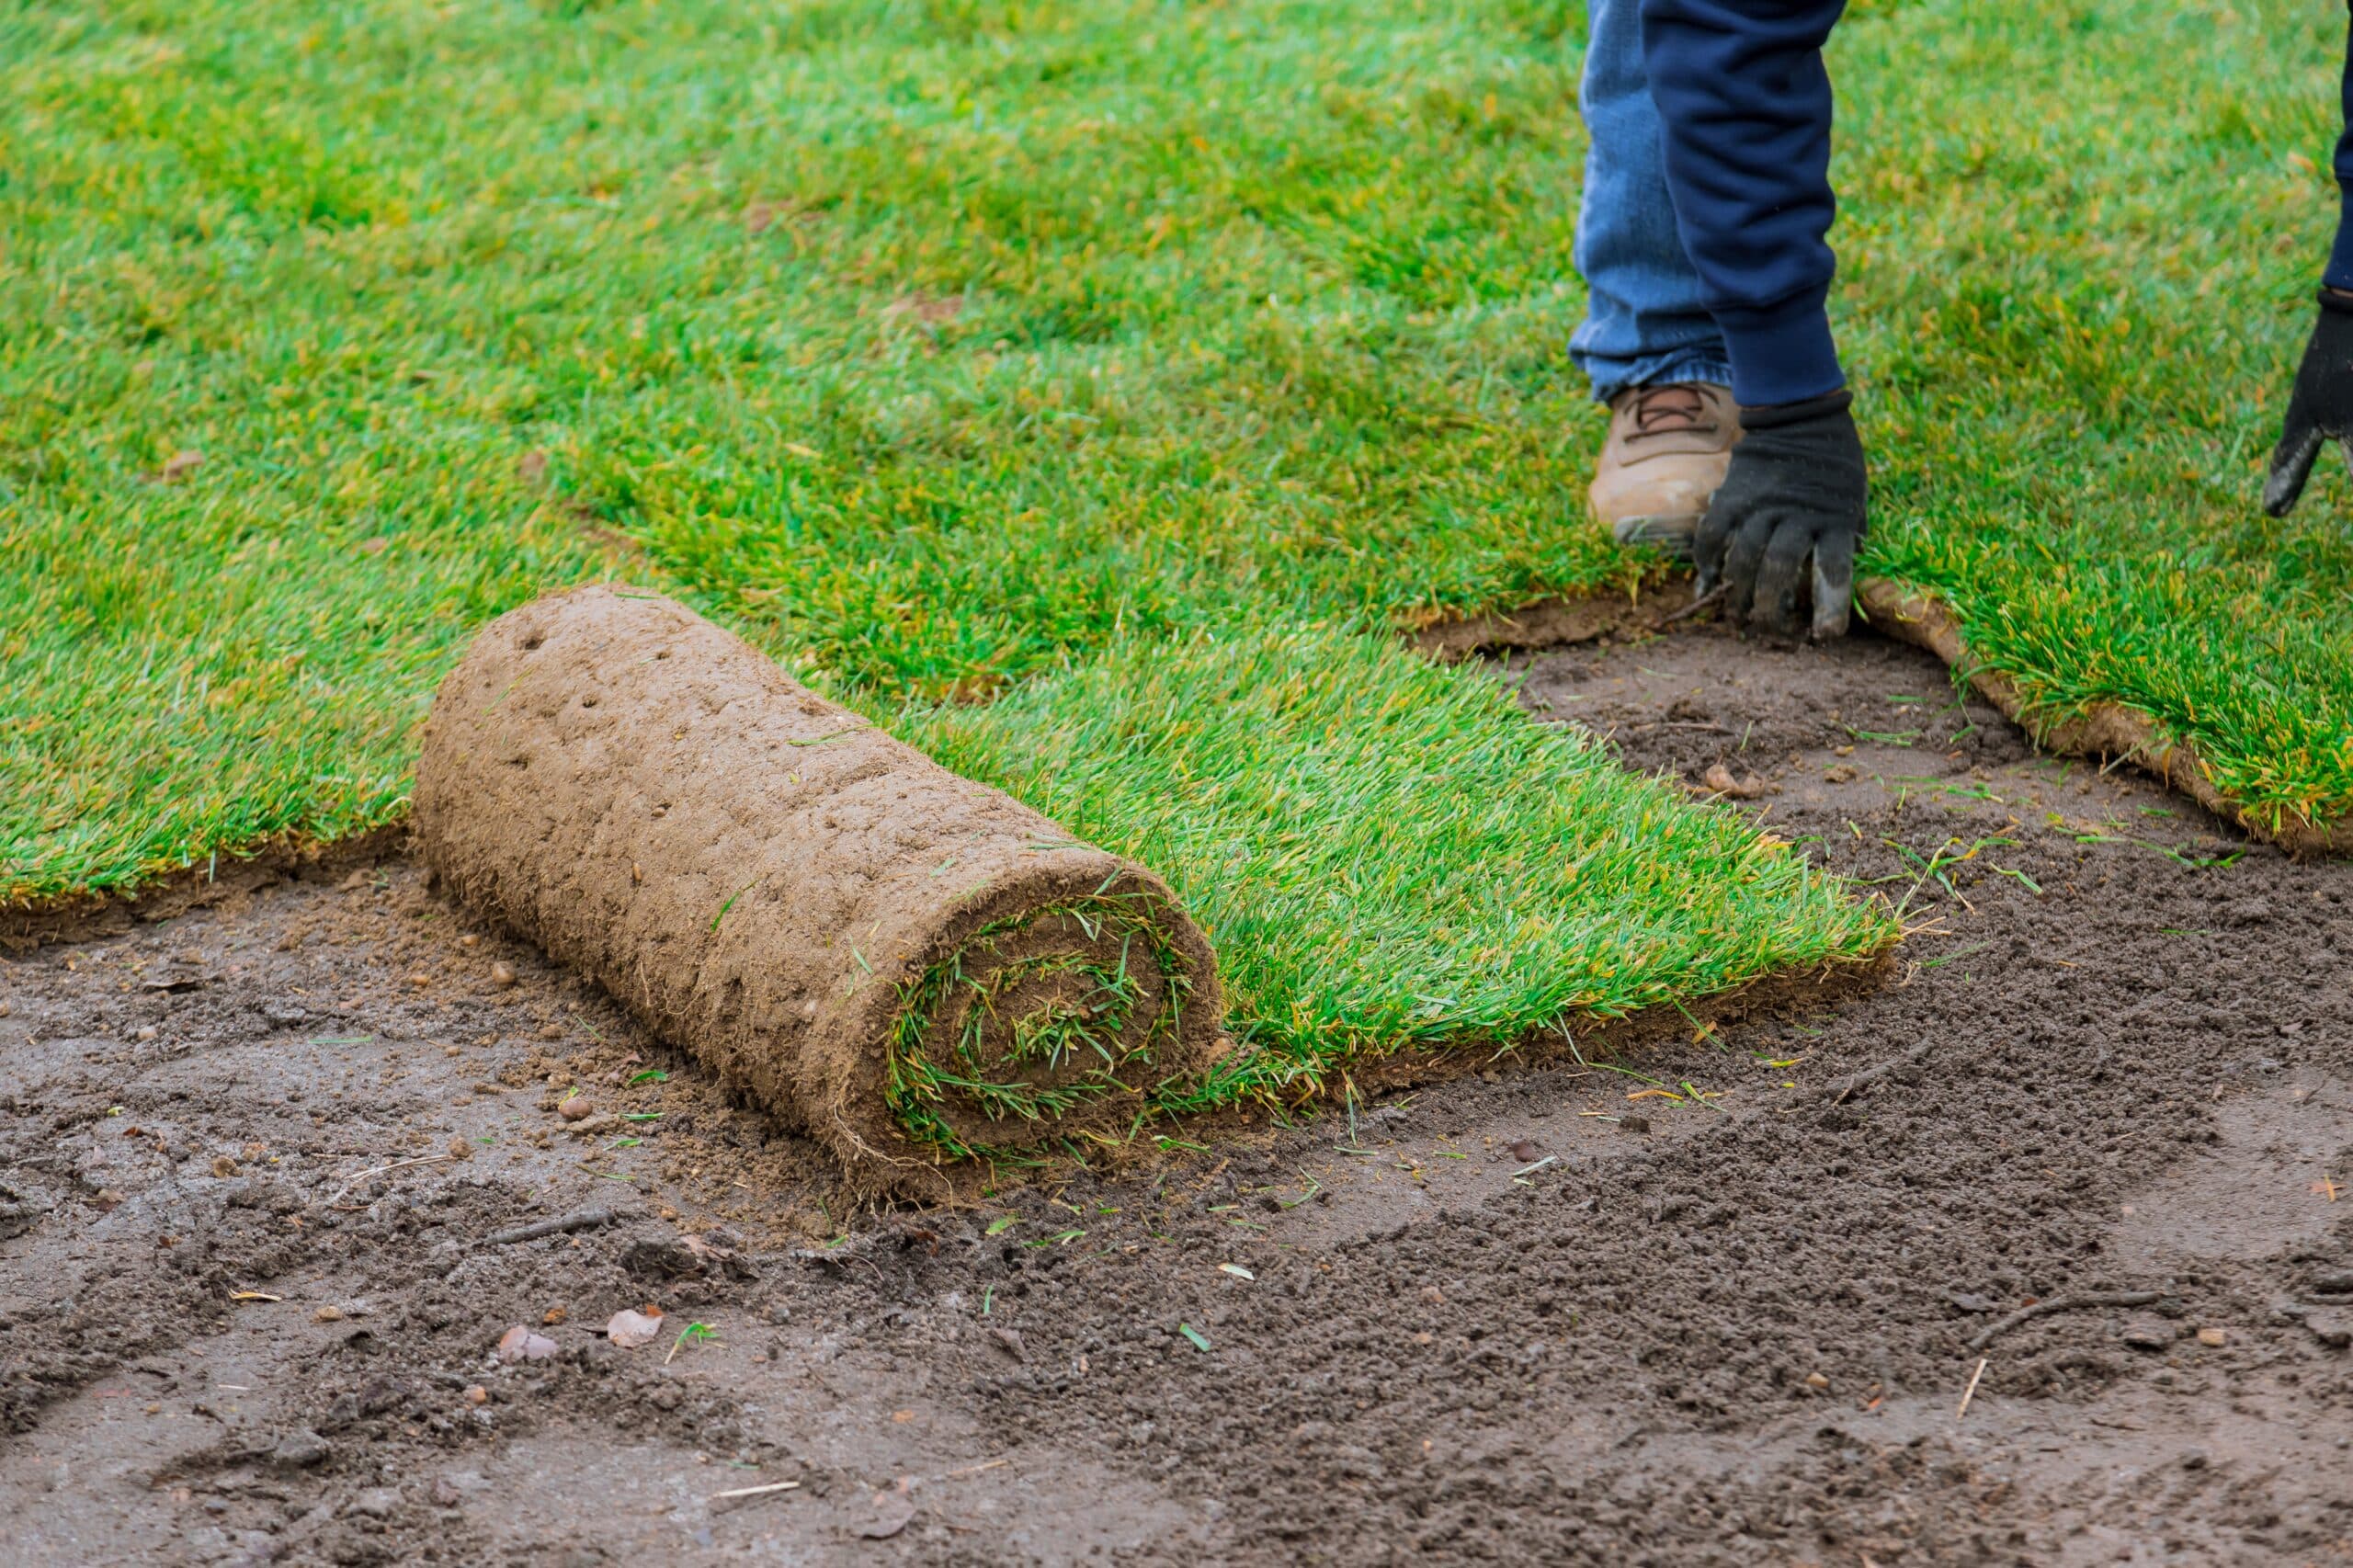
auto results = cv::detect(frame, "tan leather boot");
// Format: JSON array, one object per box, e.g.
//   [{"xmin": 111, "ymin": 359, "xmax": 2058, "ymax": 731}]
[{"xmin": 1588, "ymin": 381, "xmax": 1743, "ymax": 556}]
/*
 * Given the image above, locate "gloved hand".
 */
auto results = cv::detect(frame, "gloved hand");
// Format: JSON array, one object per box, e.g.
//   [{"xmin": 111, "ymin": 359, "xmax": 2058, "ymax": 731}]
[
  {"xmin": 2264, "ymin": 290, "xmax": 2353, "ymax": 517},
  {"xmin": 1695, "ymin": 389, "xmax": 1867, "ymax": 640}
]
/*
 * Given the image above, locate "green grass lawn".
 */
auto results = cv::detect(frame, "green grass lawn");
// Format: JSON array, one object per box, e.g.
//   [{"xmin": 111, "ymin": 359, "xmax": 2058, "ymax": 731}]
[{"xmin": 5, "ymin": 0, "xmax": 2347, "ymax": 1106}]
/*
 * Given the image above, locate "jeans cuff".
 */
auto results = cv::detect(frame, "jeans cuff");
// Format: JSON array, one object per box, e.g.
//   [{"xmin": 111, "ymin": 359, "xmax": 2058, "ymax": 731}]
[{"xmin": 1587, "ymin": 351, "xmax": 1735, "ymax": 405}]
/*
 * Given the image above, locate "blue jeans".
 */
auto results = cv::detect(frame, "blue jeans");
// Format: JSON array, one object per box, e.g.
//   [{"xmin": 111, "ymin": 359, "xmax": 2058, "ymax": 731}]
[{"xmin": 1568, "ymin": 0, "xmax": 1732, "ymax": 403}]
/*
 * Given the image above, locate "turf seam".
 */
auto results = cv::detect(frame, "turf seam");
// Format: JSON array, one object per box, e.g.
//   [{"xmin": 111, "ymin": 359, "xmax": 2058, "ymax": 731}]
[{"xmin": 1401, "ymin": 574, "xmax": 2350, "ymax": 858}]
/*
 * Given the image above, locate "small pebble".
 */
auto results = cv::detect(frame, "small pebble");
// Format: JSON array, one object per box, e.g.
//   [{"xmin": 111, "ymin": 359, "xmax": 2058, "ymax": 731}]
[
  {"xmin": 462, "ymin": 1386, "xmax": 489, "ymax": 1406},
  {"xmin": 210, "ymin": 1155, "xmax": 238, "ymax": 1178},
  {"xmin": 557, "ymin": 1096, "xmax": 594, "ymax": 1122},
  {"xmin": 490, "ymin": 961, "xmax": 517, "ymax": 987},
  {"xmin": 406, "ymin": 973, "xmax": 433, "ymax": 989},
  {"xmin": 459, "ymin": 934, "xmax": 480, "ymax": 949},
  {"xmin": 543, "ymin": 1306, "xmax": 569, "ymax": 1326},
  {"xmin": 136, "ymin": 1026, "xmax": 159, "ymax": 1042},
  {"xmin": 269, "ymin": 1429, "xmax": 332, "ymax": 1469},
  {"xmin": 2121, "ymin": 1323, "xmax": 2172, "ymax": 1351},
  {"xmin": 2196, "ymin": 1326, "xmax": 2227, "ymax": 1347},
  {"xmin": 313, "ymin": 1305, "xmax": 344, "ymax": 1324},
  {"xmin": 1803, "ymin": 1372, "xmax": 1830, "ymax": 1392},
  {"xmin": 494, "ymin": 1324, "xmax": 558, "ymax": 1362}
]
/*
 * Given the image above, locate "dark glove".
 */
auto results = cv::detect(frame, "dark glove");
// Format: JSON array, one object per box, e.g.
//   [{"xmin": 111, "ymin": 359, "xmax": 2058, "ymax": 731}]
[
  {"xmin": 2264, "ymin": 290, "xmax": 2353, "ymax": 517},
  {"xmin": 1696, "ymin": 389, "xmax": 1867, "ymax": 640}
]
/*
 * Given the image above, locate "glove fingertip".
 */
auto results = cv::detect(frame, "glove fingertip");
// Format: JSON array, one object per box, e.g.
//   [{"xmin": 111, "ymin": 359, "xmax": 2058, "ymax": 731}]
[
  {"xmin": 2264, "ymin": 427, "xmax": 2324, "ymax": 517},
  {"xmin": 2263, "ymin": 462, "xmax": 2307, "ymax": 518}
]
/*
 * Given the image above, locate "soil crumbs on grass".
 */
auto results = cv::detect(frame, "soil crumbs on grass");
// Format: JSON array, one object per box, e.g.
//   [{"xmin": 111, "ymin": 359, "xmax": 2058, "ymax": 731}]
[{"xmin": 5, "ymin": 624, "xmax": 2351, "ymax": 1566}]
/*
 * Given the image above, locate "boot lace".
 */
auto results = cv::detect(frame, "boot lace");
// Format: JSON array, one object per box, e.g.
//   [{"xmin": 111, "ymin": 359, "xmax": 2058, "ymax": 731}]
[{"xmin": 1625, "ymin": 384, "xmax": 1719, "ymax": 442}]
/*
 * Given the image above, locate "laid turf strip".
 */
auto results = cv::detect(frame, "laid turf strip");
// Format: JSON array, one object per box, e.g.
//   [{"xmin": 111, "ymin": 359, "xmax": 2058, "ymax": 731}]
[
  {"xmin": 908, "ymin": 619, "xmax": 1889, "ymax": 1116},
  {"xmin": 415, "ymin": 587, "xmax": 1224, "ymax": 1176}
]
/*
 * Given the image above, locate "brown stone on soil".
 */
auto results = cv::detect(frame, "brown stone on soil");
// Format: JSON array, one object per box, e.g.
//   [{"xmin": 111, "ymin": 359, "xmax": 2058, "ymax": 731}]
[{"xmin": 411, "ymin": 585, "xmax": 1222, "ymax": 1185}]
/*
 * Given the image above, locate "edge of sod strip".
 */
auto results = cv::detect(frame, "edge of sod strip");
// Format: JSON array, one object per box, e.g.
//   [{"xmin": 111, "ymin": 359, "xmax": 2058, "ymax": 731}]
[
  {"xmin": 1856, "ymin": 580, "xmax": 2353, "ymax": 857},
  {"xmin": 909, "ymin": 618, "xmax": 1898, "ymax": 1127}
]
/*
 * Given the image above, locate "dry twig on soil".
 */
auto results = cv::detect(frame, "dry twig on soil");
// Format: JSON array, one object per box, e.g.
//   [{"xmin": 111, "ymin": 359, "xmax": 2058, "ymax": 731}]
[
  {"xmin": 318, "ymin": 1153, "xmax": 455, "ymax": 1210},
  {"xmin": 708, "ymin": 1480, "xmax": 801, "ymax": 1507},
  {"xmin": 1964, "ymin": 1290, "xmax": 2163, "ymax": 1354},
  {"xmin": 483, "ymin": 1207, "xmax": 619, "ymax": 1246},
  {"xmin": 1954, "ymin": 1356, "xmax": 1989, "ymax": 1419},
  {"xmin": 1820, "ymin": 1040, "xmax": 1934, "ymax": 1106}
]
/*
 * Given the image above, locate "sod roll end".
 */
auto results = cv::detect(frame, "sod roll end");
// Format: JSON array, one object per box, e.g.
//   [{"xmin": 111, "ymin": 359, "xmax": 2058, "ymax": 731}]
[{"xmin": 413, "ymin": 585, "xmax": 1223, "ymax": 1178}]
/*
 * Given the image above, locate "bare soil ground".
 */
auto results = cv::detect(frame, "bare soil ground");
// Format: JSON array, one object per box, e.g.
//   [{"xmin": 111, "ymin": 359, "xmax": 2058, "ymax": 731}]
[{"xmin": 5, "ymin": 624, "xmax": 2351, "ymax": 1567}]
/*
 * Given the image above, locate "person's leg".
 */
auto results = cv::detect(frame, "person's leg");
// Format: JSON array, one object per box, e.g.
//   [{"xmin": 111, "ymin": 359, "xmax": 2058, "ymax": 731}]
[
  {"xmin": 1568, "ymin": 0, "xmax": 1730, "ymax": 400},
  {"xmin": 1569, "ymin": 0, "xmax": 1740, "ymax": 551}
]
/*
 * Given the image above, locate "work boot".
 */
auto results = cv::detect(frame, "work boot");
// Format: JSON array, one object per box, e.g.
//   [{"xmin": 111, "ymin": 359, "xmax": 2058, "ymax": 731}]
[{"xmin": 1588, "ymin": 381, "xmax": 1743, "ymax": 557}]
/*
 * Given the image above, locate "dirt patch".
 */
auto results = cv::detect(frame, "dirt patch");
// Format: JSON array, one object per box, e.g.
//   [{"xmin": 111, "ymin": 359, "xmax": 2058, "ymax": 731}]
[
  {"xmin": 1408, "ymin": 576, "xmax": 1699, "ymax": 661},
  {"xmin": 0, "ymin": 827, "xmax": 406, "ymax": 956},
  {"xmin": 6, "ymin": 621, "xmax": 2351, "ymax": 1564},
  {"xmin": 1858, "ymin": 579, "xmax": 2353, "ymax": 857},
  {"xmin": 414, "ymin": 586, "xmax": 1222, "ymax": 1187}
]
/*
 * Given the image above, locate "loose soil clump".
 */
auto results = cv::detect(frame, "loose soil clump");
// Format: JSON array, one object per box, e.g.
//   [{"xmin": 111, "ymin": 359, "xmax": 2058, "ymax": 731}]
[
  {"xmin": 4, "ymin": 623, "xmax": 2349, "ymax": 1564},
  {"xmin": 414, "ymin": 585, "xmax": 1221, "ymax": 1187}
]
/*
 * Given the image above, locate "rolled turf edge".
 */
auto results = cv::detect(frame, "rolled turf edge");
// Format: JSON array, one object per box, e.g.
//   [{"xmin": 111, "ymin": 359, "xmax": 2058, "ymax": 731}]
[{"xmin": 412, "ymin": 584, "xmax": 1223, "ymax": 1181}]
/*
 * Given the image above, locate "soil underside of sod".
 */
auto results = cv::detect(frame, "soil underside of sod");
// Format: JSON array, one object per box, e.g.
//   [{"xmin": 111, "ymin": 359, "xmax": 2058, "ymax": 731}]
[{"xmin": 6, "ymin": 625, "xmax": 2351, "ymax": 1564}]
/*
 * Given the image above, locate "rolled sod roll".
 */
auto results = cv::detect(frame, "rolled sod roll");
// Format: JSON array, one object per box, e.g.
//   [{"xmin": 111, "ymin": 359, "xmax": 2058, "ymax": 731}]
[{"xmin": 412, "ymin": 585, "xmax": 1222, "ymax": 1178}]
